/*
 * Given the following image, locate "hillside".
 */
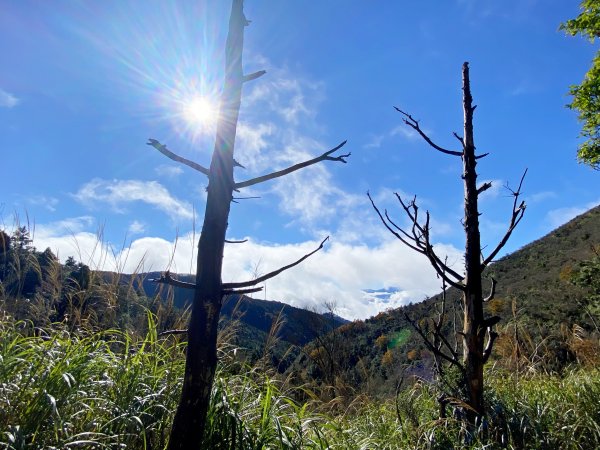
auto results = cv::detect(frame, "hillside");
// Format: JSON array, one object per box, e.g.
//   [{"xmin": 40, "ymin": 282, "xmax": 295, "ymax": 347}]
[{"xmin": 290, "ymin": 204, "xmax": 600, "ymax": 396}]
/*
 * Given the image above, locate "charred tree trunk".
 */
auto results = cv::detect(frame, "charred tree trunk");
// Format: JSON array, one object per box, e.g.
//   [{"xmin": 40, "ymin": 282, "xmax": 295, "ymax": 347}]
[
  {"xmin": 166, "ymin": 2, "xmax": 244, "ymax": 448},
  {"xmin": 460, "ymin": 62, "xmax": 485, "ymax": 420}
]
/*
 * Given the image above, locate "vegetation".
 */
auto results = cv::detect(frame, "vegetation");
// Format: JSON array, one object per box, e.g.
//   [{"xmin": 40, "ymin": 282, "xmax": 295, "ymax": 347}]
[
  {"xmin": 561, "ymin": 0, "xmax": 600, "ymax": 169},
  {"xmin": 1, "ymin": 205, "xmax": 599, "ymax": 448},
  {"xmin": 1, "ymin": 314, "xmax": 599, "ymax": 449}
]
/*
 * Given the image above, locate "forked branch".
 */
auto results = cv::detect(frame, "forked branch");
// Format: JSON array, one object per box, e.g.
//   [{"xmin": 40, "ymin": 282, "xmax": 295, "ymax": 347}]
[
  {"xmin": 368, "ymin": 192, "xmax": 465, "ymax": 290},
  {"xmin": 394, "ymin": 108, "xmax": 463, "ymax": 157},
  {"xmin": 404, "ymin": 311, "xmax": 463, "ymax": 370},
  {"xmin": 147, "ymin": 139, "xmax": 210, "ymax": 176},
  {"xmin": 235, "ymin": 141, "xmax": 349, "ymax": 189},
  {"xmin": 222, "ymin": 236, "xmax": 329, "ymax": 289},
  {"xmin": 481, "ymin": 169, "xmax": 527, "ymax": 269}
]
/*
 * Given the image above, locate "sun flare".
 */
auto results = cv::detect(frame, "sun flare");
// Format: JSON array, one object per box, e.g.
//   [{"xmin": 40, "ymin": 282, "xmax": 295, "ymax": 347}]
[{"xmin": 183, "ymin": 96, "xmax": 218, "ymax": 128}]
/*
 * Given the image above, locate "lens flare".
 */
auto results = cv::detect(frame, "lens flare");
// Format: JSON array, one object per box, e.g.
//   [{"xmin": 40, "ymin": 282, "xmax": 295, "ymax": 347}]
[{"xmin": 183, "ymin": 96, "xmax": 217, "ymax": 128}]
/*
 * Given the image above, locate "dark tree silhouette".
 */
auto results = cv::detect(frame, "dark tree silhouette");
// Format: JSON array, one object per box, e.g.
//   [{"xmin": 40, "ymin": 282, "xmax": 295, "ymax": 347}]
[
  {"xmin": 370, "ymin": 62, "xmax": 526, "ymax": 423},
  {"xmin": 148, "ymin": 2, "xmax": 349, "ymax": 448}
]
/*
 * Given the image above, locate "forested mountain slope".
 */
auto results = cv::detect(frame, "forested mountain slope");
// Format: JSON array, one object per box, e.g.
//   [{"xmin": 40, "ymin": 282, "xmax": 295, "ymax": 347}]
[{"xmin": 290, "ymin": 204, "xmax": 600, "ymax": 396}]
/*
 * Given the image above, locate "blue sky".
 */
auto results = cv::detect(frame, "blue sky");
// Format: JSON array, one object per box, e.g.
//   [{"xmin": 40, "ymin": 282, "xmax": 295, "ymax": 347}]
[{"xmin": 1, "ymin": 0, "xmax": 599, "ymax": 319}]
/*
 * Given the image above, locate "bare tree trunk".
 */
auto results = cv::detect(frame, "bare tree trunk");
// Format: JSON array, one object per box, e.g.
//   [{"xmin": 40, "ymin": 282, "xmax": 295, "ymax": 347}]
[
  {"xmin": 166, "ymin": 1, "xmax": 244, "ymax": 448},
  {"xmin": 148, "ymin": 2, "xmax": 349, "ymax": 447},
  {"xmin": 370, "ymin": 61, "xmax": 526, "ymax": 426},
  {"xmin": 460, "ymin": 62, "xmax": 485, "ymax": 420}
]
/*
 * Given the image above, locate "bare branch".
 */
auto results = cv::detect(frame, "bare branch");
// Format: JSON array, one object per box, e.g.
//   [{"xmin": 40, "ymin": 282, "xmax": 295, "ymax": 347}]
[
  {"xmin": 483, "ymin": 277, "xmax": 497, "ymax": 302},
  {"xmin": 369, "ymin": 191, "xmax": 465, "ymax": 289},
  {"xmin": 393, "ymin": 194, "xmax": 465, "ymax": 284},
  {"xmin": 243, "ymin": 70, "xmax": 266, "ymax": 82},
  {"xmin": 481, "ymin": 169, "xmax": 527, "ymax": 269},
  {"xmin": 147, "ymin": 139, "xmax": 210, "ymax": 176},
  {"xmin": 405, "ymin": 312, "xmax": 463, "ymax": 370},
  {"xmin": 222, "ymin": 287, "xmax": 263, "ymax": 295},
  {"xmin": 225, "ymin": 238, "xmax": 248, "ymax": 244},
  {"xmin": 453, "ymin": 131, "xmax": 464, "ymax": 147},
  {"xmin": 235, "ymin": 141, "xmax": 349, "ymax": 189},
  {"xmin": 475, "ymin": 152, "xmax": 489, "ymax": 159},
  {"xmin": 394, "ymin": 108, "xmax": 463, "ymax": 157},
  {"xmin": 223, "ymin": 236, "xmax": 329, "ymax": 289},
  {"xmin": 368, "ymin": 192, "xmax": 422, "ymax": 252},
  {"xmin": 477, "ymin": 182, "xmax": 492, "ymax": 195},
  {"xmin": 482, "ymin": 330, "xmax": 498, "ymax": 364},
  {"xmin": 151, "ymin": 271, "xmax": 195, "ymax": 290}
]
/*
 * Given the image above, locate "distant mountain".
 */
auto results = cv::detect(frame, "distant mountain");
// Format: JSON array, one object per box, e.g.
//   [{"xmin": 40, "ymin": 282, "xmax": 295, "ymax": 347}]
[
  {"xmin": 290, "ymin": 204, "xmax": 600, "ymax": 395},
  {"xmin": 121, "ymin": 272, "xmax": 347, "ymax": 370}
]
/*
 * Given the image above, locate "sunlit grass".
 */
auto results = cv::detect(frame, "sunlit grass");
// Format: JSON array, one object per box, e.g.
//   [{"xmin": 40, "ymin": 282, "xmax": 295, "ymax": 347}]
[{"xmin": 1, "ymin": 311, "xmax": 599, "ymax": 449}]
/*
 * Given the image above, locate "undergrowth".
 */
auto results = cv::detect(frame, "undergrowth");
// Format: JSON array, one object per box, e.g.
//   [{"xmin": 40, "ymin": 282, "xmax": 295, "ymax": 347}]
[{"xmin": 1, "ymin": 315, "xmax": 599, "ymax": 449}]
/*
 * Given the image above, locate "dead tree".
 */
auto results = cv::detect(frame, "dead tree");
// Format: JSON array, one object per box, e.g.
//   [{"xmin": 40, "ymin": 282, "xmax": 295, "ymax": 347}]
[
  {"xmin": 148, "ymin": 2, "xmax": 349, "ymax": 448},
  {"xmin": 369, "ymin": 62, "xmax": 525, "ymax": 423}
]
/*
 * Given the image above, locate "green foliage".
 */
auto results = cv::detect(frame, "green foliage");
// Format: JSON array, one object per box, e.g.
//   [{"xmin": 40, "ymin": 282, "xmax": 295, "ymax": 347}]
[
  {"xmin": 1, "ymin": 313, "xmax": 600, "ymax": 449},
  {"xmin": 0, "ymin": 314, "xmax": 183, "ymax": 449},
  {"xmin": 561, "ymin": 0, "xmax": 600, "ymax": 169},
  {"xmin": 571, "ymin": 250, "xmax": 600, "ymax": 324}
]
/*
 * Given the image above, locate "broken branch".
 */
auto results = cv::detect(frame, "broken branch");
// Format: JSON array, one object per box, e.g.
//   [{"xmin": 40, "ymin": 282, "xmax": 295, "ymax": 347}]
[
  {"xmin": 235, "ymin": 141, "xmax": 349, "ymax": 189},
  {"xmin": 243, "ymin": 70, "xmax": 266, "ymax": 82},
  {"xmin": 147, "ymin": 139, "xmax": 210, "ymax": 176},
  {"xmin": 222, "ymin": 287, "xmax": 263, "ymax": 295},
  {"xmin": 223, "ymin": 236, "xmax": 329, "ymax": 288},
  {"xmin": 477, "ymin": 182, "xmax": 492, "ymax": 195}
]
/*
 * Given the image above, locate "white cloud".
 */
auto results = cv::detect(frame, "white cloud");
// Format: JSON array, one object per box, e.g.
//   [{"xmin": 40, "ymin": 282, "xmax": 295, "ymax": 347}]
[
  {"xmin": 364, "ymin": 133, "xmax": 385, "ymax": 149},
  {"xmin": 27, "ymin": 195, "xmax": 59, "ymax": 212},
  {"xmin": 546, "ymin": 200, "xmax": 600, "ymax": 229},
  {"xmin": 269, "ymin": 138, "xmax": 362, "ymax": 233},
  {"xmin": 243, "ymin": 71, "xmax": 321, "ymax": 126},
  {"xmin": 527, "ymin": 191, "xmax": 557, "ymax": 204},
  {"xmin": 28, "ymin": 217, "xmax": 463, "ymax": 320},
  {"xmin": 0, "ymin": 88, "xmax": 19, "ymax": 108},
  {"xmin": 32, "ymin": 216, "xmax": 107, "ymax": 266},
  {"xmin": 220, "ymin": 237, "xmax": 462, "ymax": 319},
  {"xmin": 128, "ymin": 220, "xmax": 146, "ymax": 235},
  {"xmin": 477, "ymin": 179, "xmax": 504, "ymax": 202},
  {"xmin": 154, "ymin": 164, "xmax": 184, "ymax": 178},
  {"xmin": 35, "ymin": 216, "xmax": 95, "ymax": 237},
  {"xmin": 73, "ymin": 178, "xmax": 194, "ymax": 220},
  {"xmin": 235, "ymin": 121, "xmax": 274, "ymax": 172},
  {"xmin": 390, "ymin": 125, "xmax": 419, "ymax": 141},
  {"xmin": 363, "ymin": 124, "xmax": 420, "ymax": 150}
]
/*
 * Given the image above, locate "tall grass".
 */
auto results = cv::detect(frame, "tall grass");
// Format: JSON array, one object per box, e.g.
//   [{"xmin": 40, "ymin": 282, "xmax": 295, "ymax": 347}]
[
  {"xmin": 0, "ymin": 313, "xmax": 183, "ymax": 449},
  {"xmin": 0, "ymin": 314, "xmax": 331, "ymax": 449},
  {"xmin": 1, "ymin": 311, "xmax": 599, "ymax": 449}
]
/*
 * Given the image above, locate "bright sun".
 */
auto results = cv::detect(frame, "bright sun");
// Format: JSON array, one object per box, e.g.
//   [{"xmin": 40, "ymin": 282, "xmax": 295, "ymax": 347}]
[{"xmin": 183, "ymin": 96, "xmax": 217, "ymax": 128}]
